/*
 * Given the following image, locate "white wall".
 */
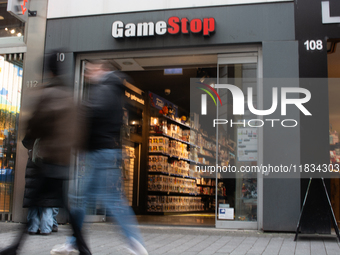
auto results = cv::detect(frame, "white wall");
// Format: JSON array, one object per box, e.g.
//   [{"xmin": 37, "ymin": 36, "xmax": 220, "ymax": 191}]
[{"xmin": 47, "ymin": 0, "xmax": 293, "ymax": 19}]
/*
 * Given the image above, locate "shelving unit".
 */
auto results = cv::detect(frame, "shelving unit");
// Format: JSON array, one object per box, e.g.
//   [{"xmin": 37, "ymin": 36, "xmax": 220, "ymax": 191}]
[
  {"xmin": 148, "ymin": 111, "xmax": 217, "ymax": 213},
  {"xmin": 122, "ymin": 145, "xmax": 135, "ymax": 207},
  {"xmin": 149, "ymin": 150, "xmax": 199, "ymax": 164},
  {"xmin": 151, "ymin": 132, "xmax": 200, "ymax": 148},
  {"xmin": 148, "ymin": 170, "xmax": 198, "ymax": 180}
]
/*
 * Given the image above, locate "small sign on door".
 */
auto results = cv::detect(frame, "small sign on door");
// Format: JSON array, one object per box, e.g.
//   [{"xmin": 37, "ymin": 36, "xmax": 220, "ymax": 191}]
[{"xmin": 218, "ymin": 207, "xmax": 234, "ymax": 220}]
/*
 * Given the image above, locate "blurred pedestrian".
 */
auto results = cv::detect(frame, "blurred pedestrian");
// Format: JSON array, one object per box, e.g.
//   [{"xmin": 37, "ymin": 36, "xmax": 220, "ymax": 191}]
[
  {"xmin": 50, "ymin": 60, "xmax": 148, "ymax": 255},
  {"xmin": 22, "ymin": 135, "xmax": 57, "ymax": 236},
  {"xmin": 0, "ymin": 52, "xmax": 91, "ymax": 255},
  {"xmin": 52, "ymin": 208, "xmax": 59, "ymax": 232}
]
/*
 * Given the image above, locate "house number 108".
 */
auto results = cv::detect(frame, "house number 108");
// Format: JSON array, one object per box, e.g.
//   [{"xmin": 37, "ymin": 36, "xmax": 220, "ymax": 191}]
[{"xmin": 304, "ymin": 40, "xmax": 323, "ymax": 51}]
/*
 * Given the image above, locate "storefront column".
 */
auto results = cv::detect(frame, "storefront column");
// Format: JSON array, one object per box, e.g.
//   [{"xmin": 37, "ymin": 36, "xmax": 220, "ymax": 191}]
[
  {"xmin": 262, "ymin": 41, "xmax": 301, "ymax": 231},
  {"xmin": 12, "ymin": 0, "xmax": 48, "ymax": 222}
]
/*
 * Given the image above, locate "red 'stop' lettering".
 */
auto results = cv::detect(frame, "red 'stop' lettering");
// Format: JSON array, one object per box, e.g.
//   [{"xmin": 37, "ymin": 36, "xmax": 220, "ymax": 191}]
[
  {"xmin": 168, "ymin": 16, "xmax": 180, "ymax": 34},
  {"xmin": 203, "ymin": 18, "xmax": 215, "ymax": 36},
  {"xmin": 181, "ymin": 18, "xmax": 189, "ymax": 34},
  {"xmin": 190, "ymin": 19, "xmax": 202, "ymax": 33}
]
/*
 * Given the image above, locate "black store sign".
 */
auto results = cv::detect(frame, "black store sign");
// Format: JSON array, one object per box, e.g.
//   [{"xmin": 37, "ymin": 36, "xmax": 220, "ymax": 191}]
[{"xmin": 295, "ymin": 0, "xmax": 340, "ymax": 235}]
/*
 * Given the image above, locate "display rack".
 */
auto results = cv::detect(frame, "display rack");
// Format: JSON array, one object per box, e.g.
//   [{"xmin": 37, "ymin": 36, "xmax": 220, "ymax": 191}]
[
  {"xmin": 148, "ymin": 109, "xmax": 217, "ymax": 213},
  {"xmin": 122, "ymin": 145, "xmax": 135, "ymax": 206},
  {"xmin": 146, "ymin": 92, "xmax": 236, "ymax": 214}
]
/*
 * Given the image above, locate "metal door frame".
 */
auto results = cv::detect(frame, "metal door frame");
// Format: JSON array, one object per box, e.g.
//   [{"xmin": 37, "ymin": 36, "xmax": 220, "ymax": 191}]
[{"xmin": 215, "ymin": 49, "xmax": 263, "ymax": 229}]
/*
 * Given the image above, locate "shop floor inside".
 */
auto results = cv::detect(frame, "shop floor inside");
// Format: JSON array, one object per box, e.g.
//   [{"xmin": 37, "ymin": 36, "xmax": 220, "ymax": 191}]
[{"xmin": 108, "ymin": 213, "xmax": 215, "ymax": 227}]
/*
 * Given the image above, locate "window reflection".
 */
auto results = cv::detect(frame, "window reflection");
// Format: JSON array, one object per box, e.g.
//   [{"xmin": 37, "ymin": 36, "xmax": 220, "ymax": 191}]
[
  {"xmin": 0, "ymin": 55, "xmax": 22, "ymax": 214},
  {"xmin": 0, "ymin": 3, "xmax": 25, "ymax": 38}
]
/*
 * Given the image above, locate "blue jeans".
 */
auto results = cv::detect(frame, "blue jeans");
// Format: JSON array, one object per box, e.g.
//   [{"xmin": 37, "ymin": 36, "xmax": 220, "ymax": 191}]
[
  {"xmin": 27, "ymin": 207, "xmax": 53, "ymax": 234},
  {"xmin": 53, "ymin": 208, "xmax": 59, "ymax": 227},
  {"xmin": 69, "ymin": 149, "xmax": 144, "ymax": 246}
]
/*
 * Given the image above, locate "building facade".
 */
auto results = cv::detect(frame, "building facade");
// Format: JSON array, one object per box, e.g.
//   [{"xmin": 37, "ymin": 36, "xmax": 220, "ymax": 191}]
[{"xmin": 8, "ymin": 0, "xmax": 340, "ymax": 233}]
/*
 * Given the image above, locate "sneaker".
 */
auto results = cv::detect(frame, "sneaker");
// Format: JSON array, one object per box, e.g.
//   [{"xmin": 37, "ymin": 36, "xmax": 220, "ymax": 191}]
[
  {"xmin": 0, "ymin": 244, "xmax": 18, "ymax": 255},
  {"xmin": 127, "ymin": 238, "xmax": 148, "ymax": 255},
  {"xmin": 40, "ymin": 232, "xmax": 52, "ymax": 236},
  {"xmin": 28, "ymin": 229, "xmax": 40, "ymax": 235},
  {"xmin": 28, "ymin": 231, "xmax": 39, "ymax": 235},
  {"xmin": 52, "ymin": 225, "xmax": 58, "ymax": 232},
  {"xmin": 50, "ymin": 244, "xmax": 79, "ymax": 255}
]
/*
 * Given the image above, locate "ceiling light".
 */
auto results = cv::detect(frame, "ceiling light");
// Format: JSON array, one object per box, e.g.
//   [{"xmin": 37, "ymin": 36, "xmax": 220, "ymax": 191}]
[
  {"xmin": 5, "ymin": 28, "xmax": 8, "ymax": 31},
  {"xmin": 10, "ymin": 29, "xmax": 15, "ymax": 34},
  {"xmin": 17, "ymin": 33, "xmax": 22, "ymax": 37},
  {"xmin": 164, "ymin": 68, "xmax": 183, "ymax": 75}
]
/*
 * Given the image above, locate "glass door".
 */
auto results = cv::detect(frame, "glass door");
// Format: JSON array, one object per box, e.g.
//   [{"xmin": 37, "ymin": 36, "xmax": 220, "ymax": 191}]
[
  {"xmin": 73, "ymin": 60, "xmax": 108, "ymax": 222},
  {"xmin": 215, "ymin": 53, "xmax": 260, "ymax": 229},
  {"xmin": 74, "ymin": 60, "xmax": 143, "ymax": 221}
]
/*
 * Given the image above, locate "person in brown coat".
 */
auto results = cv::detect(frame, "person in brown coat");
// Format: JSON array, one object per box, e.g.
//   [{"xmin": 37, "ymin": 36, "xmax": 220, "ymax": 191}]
[{"xmin": 0, "ymin": 52, "xmax": 91, "ymax": 255}]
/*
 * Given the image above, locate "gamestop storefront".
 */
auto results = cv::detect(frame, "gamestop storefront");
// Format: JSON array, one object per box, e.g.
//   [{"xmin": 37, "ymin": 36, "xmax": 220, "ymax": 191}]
[{"xmin": 35, "ymin": 0, "xmax": 306, "ymax": 231}]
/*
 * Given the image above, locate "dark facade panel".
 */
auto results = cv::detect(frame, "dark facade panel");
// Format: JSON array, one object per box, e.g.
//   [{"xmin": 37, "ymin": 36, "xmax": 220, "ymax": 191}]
[
  {"xmin": 295, "ymin": 0, "xmax": 338, "ymax": 234},
  {"xmin": 262, "ymin": 40, "xmax": 300, "ymax": 231}
]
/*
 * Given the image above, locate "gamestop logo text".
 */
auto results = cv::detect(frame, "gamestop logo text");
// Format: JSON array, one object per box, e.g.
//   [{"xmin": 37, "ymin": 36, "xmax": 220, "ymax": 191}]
[{"xmin": 112, "ymin": 17, "xmax": 215, "ymax": 38}]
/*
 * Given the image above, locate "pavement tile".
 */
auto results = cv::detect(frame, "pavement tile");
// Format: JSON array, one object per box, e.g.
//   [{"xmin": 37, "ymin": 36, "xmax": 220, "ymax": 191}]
[
  {"xmin": 229, "ymin": 237, "xmax": 258, "ymax": 255},
  {"xmin": 295, "ymin": 241, "xmax": 310, "ymax": 255},
  {"xmin": 166, "ymin": 235, "xmax": 210, "ymax": 254},
  {"xmin": 310, "ymin": 240, "xmax": 326, "ymax": 255},
  {"xmin": 262, "ymin": 237, "xmax": 284, "ymax": 255},
  {"xmin": 216, "ymin": 236, "xmax": 246, "ymax": 253},
  {"xmin": 158, "ymin": 238, "xmax": 195, "ymax": 253},
  {"xmin": 324, "ymin": 240, "xmax": 340, "ymax": 255},
  {"xmin": 247, "ymin": 237, "xmax": 271, "ymax": 254},
  {"xmin": 149, "ymin": 234, "xmax": 185, "ymax": 253},
  {"xmin": 278, "ymin": 237, "xmax": 296, "ymax": 255}
]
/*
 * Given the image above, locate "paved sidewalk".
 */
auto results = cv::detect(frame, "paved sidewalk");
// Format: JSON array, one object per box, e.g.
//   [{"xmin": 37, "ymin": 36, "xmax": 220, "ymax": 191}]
[{"xmin": 0, "ymin": 222, "xmax": 340, "ymax": 255}]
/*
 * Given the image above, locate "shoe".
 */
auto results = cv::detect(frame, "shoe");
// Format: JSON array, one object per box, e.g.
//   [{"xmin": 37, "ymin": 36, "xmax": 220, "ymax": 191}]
[
  {"xmin": 52, "ymin": 226, "xmax": 58, "ymax": 232},
  {"xmin": 127, "ymin": 238, "xmax": 148, "ymax": 255},
  {"xmin": 50, "ymin": 244, "xmax": 79, "ymax": 255},
  {"xmin": 40, "ymin": 232, "xmax": 52, "ymax": 236},
  {"xmin": 0, "ymin": 244, "xmax": 18, "ymax": 255},
  {"xmin": 28, "ymin": 231, "xmax": 39, "ymax": 235}
]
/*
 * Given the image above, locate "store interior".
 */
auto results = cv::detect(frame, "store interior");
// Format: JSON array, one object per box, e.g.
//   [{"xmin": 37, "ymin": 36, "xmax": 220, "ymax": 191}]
[
  {"xmin": 328, "ymin": 39, "xmax": 340, "ymax": 225},
  {"xmin": 121, "ymin": 56, "xmax": 217, "ymax": 226},
  {"xmin": 91, "ymin": 53, "xmax": 258, "ymax": 227}
]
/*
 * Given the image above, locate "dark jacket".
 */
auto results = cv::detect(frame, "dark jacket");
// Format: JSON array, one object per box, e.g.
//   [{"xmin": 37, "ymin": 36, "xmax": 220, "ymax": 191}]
[
  {"xmin": 85, "ymin": 71, "xmax": 125, "ymax": 150},
  {"xmin": 22, "ymin": 136, "xmax": 63, "ymax": 208},
  {"xmin": 22, "ymin": 157, "xmax": 64, "ymax": 208}
]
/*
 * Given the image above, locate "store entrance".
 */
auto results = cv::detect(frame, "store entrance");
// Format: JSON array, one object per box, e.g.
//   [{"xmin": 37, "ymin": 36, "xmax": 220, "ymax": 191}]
[
  {"xmin": 75, "ymin": 48, "xmax": 261, "ymax": 228},
  {"xmin": 117, "ymin": 57, "xmax": 218, "ymax": 227}
]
